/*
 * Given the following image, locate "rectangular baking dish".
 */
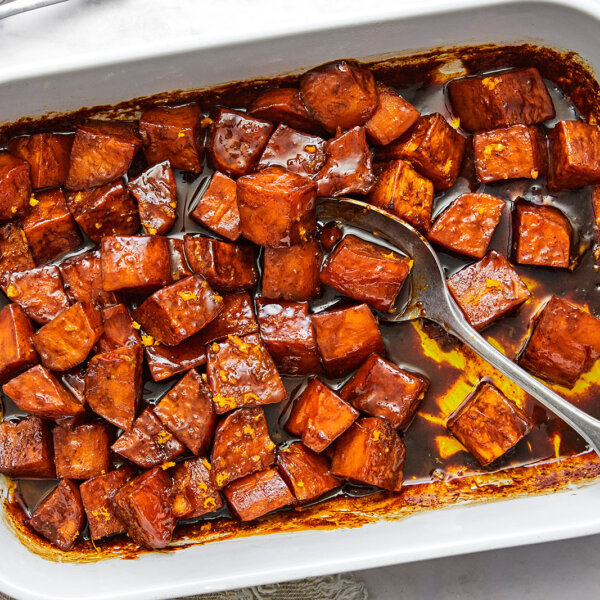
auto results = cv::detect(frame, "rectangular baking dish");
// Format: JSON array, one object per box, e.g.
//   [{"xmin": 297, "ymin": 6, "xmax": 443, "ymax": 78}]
[{"xmin": 2, "ymin": 0, "xmax": 600, "ymax": 598}]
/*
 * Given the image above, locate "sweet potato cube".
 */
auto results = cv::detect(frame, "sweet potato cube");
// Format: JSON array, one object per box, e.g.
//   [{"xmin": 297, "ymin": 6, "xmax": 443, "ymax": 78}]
[
  {"xmin": 311, "ymin": 303, "xmax": 385, "ymax": 376},
  {"xmin": 236, "ymin": 165, "xmax": 317, "ymax": 248},
  {"xmin": 248, "ymin": 88, "xmax": 320, "ymax": 133},
  {"xmin": 60, "ymin": 366, "xmax": 87, "ymax": 405},
  {"xmin": 171, "ymin": 457, "xmax": 223, "ymax": 519},
  {"xmin": 191, "ymin": 172, "xmax": 240, "ymax": 241},
  {"xmin": 340, "ymin": 354, "xmax": 428, "ymax": 430},
  {"xmin": 224, "ymin": 467, "xmax": 294, "ymax": 521},
  {"xmin": 132, "ymin": 275, "xmax": 224, "ymax": 346},
  {"xmin": 145, "ymin": 332, "xmax": 207, "ymax": 382},
  {"xmin": 53, "ymin": 423, "xmax": 111, "ymax": 479},
  {"xmin": 256, "ymin": 299, "xmax": 322, "ymax": 375},
  {"xmin": 206, "ymin": 333, "xmax": 287, "ymax": 414},
  {"xmin": 211, "ymin": 407, "xmax": 275, "ymax": 488},
  {"xmin": 207, "ymin": 108, "xmax": 273, "ymax": 177},
  {"xmin": 30, "ymin": 480, "xmax": 84, "ymax": 551},
  {"xmin": 8, "ymin": 132, "xmax": 73, "ymax": 189},
  {"xmin": 0, "ymin": 152, "xmax": 30, "ymax": 220},
  {"xmin": 447, "ymin": 251, "xmax": 531, "ymax": 330},
  {"xmin": 330, "ymin": 417, "xmax": 406, "ymax": 491},
  {"xmin": 86, "ymin": 345, "xmax": 143, "ymax": 430},
  {"xmin": 0, "ymin": 304, "xmax": 38, "ymax": 383},
  {"xmin": 111, "ymin": 467, "xmax": 175, "ymax": 549},
  {"xmin": 33, "ymin": 302, "xmax": 103, "ymax": 371},
  {"xmin": 447, "ymin": 67, "xmax": 555, "ymax": 132},
  {"xmin": 97, "ymin": 303, "xmax": 141, "ymax": 353},
  {"xmin": 428, "ymin": 193, "xmax": 505, "ymax": 258},
  {"xmin": 183, "ymin": 235, "xmax": 258, "ymax": 292},
  {"xmin": 447, "ymin": 382, "xmax": 533, "ymax": 466},
  {"xmin": 127, "ymin": 161, "xmax": 177, "ymax": 235},
  {"xmin": 262, "ymin": 240, "xmax": 322, "ymax": 301},
  {"xmin": 168, "ymin": 238, "xmax": 193, "ymax": 282},
  {"xmin": 287, "ymin": 379, "xmax": 358, "ymax": 452},
  {"xmin": 512, "ymin": 202, "xmax": 571, "ymax": 268},
  {"xmin": 200, "ymin": 292, "xmax": 258, "ymax": 345},
  {"xmin": 0, "ymin": 416, "xmax": 54, "ymax": 478},
  {"xmin": 0, "ymin": 223, "xmax": 35, "ymax": 291},
  {"xmin": 66, "ymin": 120, "xmax": 142, "ymax": 190},
  {"xmin": 139, "ymin": 103, "xmax": 203, "ymax": 172}
]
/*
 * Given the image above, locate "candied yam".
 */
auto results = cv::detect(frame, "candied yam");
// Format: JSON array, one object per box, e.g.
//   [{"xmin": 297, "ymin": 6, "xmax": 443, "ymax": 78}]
[
  {"xmin": 330, "ymin": 417, "xmax": 405, "ymax": 491},
  {"xmin": 319, "ymin": 221, "xmax": 343, "ymax": 252},
  {"xmin": 0, "ymin": 152, "xmax": 30, "ymax": 220},
  {"xmin": 171, "ymin": 457, "xmax": 223, "ymax": 519},
  {"xmin": 248, "ymin": 88, "xmax": 320, "ymax": 133},
  {"xmin": 428, "ymin": 193, "xmax": 505, "ymax": 258},
  {"xmin": 207, "ymin": 108, "xmax": 273, "ymax": 177},
  {"xmin": 200, "ymin": 292, "xmax": 258, "ymax": 345},
  {"xmin": 207, "ymin": 333, "xmax": 287, "ymax": 414},
  {"xmin": 145, "ymin": 332, "xmax": 207, "ymax": 382},
  {"xmin": 97, "ymin": 303, "xmax": 141, "ymax": 353},
  {"xmin": 447, "ymin": 382, "xmax": 533, "ymax": 466},
  {"xmin": 236, "ymin": 165, "xmax": 317, "ymax": 248},
  {"xmin": 53, "ymin": 423, "xmax": 111, "ymax": 479},
  {"xmin": 0, "ymin": 223, "xmax": 35, "ymax": 291},
  {"xmin": 0, "ymin": 304, "xmax": 38, "ymax": 383},
  {"xmin": 311, "ymin": 303, "xmax": 385, "ymax": 376},
  {"xmin": 447, "ymin": 251, "xmax": 531, "ymax": 330},
  {"xmin": 168, "ymin": 237, "xmax": 193, "ymax": 282}
]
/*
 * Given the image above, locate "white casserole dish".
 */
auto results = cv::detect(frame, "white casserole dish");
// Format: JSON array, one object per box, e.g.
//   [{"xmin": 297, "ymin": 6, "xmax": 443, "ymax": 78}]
[{"xmin": 2, "ymin": 0, "xmax": 600, "ymax": 598}]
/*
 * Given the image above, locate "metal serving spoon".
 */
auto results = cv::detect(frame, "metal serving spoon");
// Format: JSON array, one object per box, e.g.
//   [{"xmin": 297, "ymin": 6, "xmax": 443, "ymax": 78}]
[{"xmin": 318, "ymin": 196, "xmax": 600, "ymax": 455}]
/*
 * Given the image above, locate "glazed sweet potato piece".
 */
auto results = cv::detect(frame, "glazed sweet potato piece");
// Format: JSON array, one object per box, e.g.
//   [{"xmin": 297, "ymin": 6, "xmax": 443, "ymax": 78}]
[
  {"xmin": 428, "ymin": 193, "xmax": 505, "ymax": 258},
  {"xmin": 0, "ymin": 304, "xmax": 38, "ymax": 383},
  {"xmin": 60, "ymin": 250, "xmax": 117, "ymax": 308},
  {"xmin": 207, "ymin": 333, "xmax": 287, "ymax": 414},
  {"xmin": 145, "ymin": 332, "xmax": 207, "ymax": 382},
  {"xmin": 172, "ymin": 457, "xmax": 223, "ymax": 518},
  {"xmin": 53, "ymin": 423, "xmax": 112, "ymax": 479},
  {"xmin": 0, "ymin": 416, "xmax": 54, "ymax": 478},
  {"xmin": 512, "ymin": 202, "xmax": 571, "ymax": 268},
  {"xmin": 200, "ymin": 292, "xmax": 258, "ymax": 345},
  {"xmin": 132, "ymin": 275, "xmax": 224, "ymax": 346},
  {"xmin": 262, "ymin": 240, "xmax": 322, "ymax": 301},
  {"xmin": 366, "ymin": 159, "xmax": 434, "ymax": 233},
  {"xmin": 111, "ymin": 467, "xmax": 175, "ymax": 549},
  {"xmin": 8, "ymin": 132, "xmax": 73, "ymax": 189},
  {"xmin": 60, "ymin": 365, "xmax": 87, "ymax": 405},
  {"xmin": 127, "ymin": 161, "xmax": 177, "ymax": 235},
  {"xmin": 256, "ymin": 299, "xmax": 322, "ymax": 375},
  {"xmin": 66, "ymin": 120, "xmax": 142, "ymax": 190},
  {"xmin": 447, "ymin": 382, "xmax": 533, "ymax": 466},
  {"xmin": 207, "ymin": 108, "xmax": 273, "ymax": 177},
  {"xmin": 299, "ymin": 60, "xmax": 377, "ymax": 133},
  {"xmin": 248, "ymin": 88, "xmax": 319, "ymax": 133},
  {"xmin": 315, "ymin": 126, "xmax": 375, "ymax": 197},
  {"xmin": 224, "ymin": 467, "xmax": 294, "ymax": 521},
  {"xmin": 30, "ymin": 479, "xmax": 85, "ymax": 551},
  {"xmin": 320, "ymin": 235, "xmax": 411, "ymax": 311},
  {"xmin": 139, "ymin": 103, "xmax": 203, "ymax": 172},
  {"xmin": 168, "ymin": 238, "xmax": 193, "ymax": 282},
  {"xmin": 96, "ymin": 303, "xmax": 141, "ymax": 353},
  {"xmin": 311, "ymin": 303, "xmax": 385, "ymax": 376},
  {"xmin": 211, "ymin": 407, "xmax": 276, "ymax": 488},
  {"xmin": 183, "ymin": 235, "xmax": 258, "ymax": 292},
  {"xmin": 319, "ymin": 221, "xmax": 343, "ymax": 252},
  {"xmin": 236, "ymin": 165, "xmax": 317, "ymax": 247},
  {"xmin": 0, "ymin": 152, "xmax": 30, "ymax": 220},
  {"xmin": 191, "ymin": 172, "xmax": 240, "ymax": 241},
  {"xmin": 447, "ymin": 67, "xmax": 555, "ymax": 132},
  {"xmin": 447, "ymin": 251, "xmax": 531, "ymax": 330},
  {"xmin": 0, "ymin": 222, "xmax": 35, "ymax": 291},
  {"xmin": 86, "ymin": 345, "xmax": 143, "ymax": 430},
  {"xmin": 33, "ymin": 302, "xmax": 103, "ymax": 371}
]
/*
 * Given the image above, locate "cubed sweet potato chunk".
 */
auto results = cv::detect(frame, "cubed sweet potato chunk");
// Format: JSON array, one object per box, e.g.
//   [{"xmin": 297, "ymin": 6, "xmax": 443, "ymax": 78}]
[
  {"xmin": 183, "ymin": 235, "xmax": 258, "ymax": 292},
  {"xmin": 86, "ymin": 345, "xmax": 143, "ymax": 430},
  {"xmin": 211, "ymin": 407, "xmax": 275, "ymax": 488},
  {"xmin": 60, "ymin": 366, "xmax": 86, "ymax": 405},
  {"xmin": 447, "ymin": 382, "xmax": 533, "ymax": 466},
  {"xmin": 519, "ymin": 296, "xmax": 600, "ymax": 387},
  {"xmin": 168, "ymin": 238, "xmax": 193, "ymax": 282},
  {"xmin": 447, "ymin": 251, "xmax": 531, "ymax": 330},
  {"xmin": 236, "ymin": 165, "xmax": 317, "ymax": 247},
  {"xmin": 206, "ymin": 333, "xmax": 287, "ymax": 414},
  {"xmin": 8, "ymin": 132, "xmax": 73, "ymax": 189},
  {"xmin": 447, "ymin": 67, "xmax": 555, "ymax": 132},
  {"xmin": 139, "ymin": 103, "xmax": 203, "ymax": 172},
  {"xmin": 132, "ymin": 275, "xmax": 224, "ymax": 346},
  {"xmin": 171, "ymin": 457, "xmax": 223, "ymax": 519},
  {"xmin": 207, "ymin": 108, "xmax": 273, "ymax": 177},
  {"xmin": 512, "ymin": 202, "xmax": 571, "ymax": 268},
  {"xmin": 0, "ymin": 304, "xmax": 38, "ymax": 383},
  {"xmin": 256, "ymin": 299, "xmax": 322, "ymax": 375},
  {"xmin": 190, "ymin": 172, "xmax": 240, "ymax": 241},
  {"xmin": 145, "ymin": 332, "xmax": 207, "ymax": 382},
  {"xmin": 367, "ymin": 159, "xmax": 434, "ymax": 233},
  {"xmin": 60, "ymin": 250, "xmax": 117, "ymax": 308},
  {"xmin": 311, "ymin": 303, "xmax": 385, "ymax": 376},
  {"xmin": 0, "ymin": 416, "xmax": 54, "ymax": 478},
  {"xmin": 340, "ymin": 354, "xmax": 428, "ymax": 430},
  {"xmin": 97, "ymin": 303, "xmax": 141, "ymax": 353},
  {"xmin": 66, "ymin": 120, "xmax": 142, "ymax": 190},
  {"xmin": 33, "ymin": 302, "xmax": 103, "ymax": 371},
  {"xmin": 248, "ymin": 88, "xmax": 320, "ymax": 133},
  {"xmin": 30, "ymin": 479, "xmax": 84, "ymax": 551},
  {"xmin": 200, "ymin": 292, "xmax": 258, "ymax": 345},
  {"xmin": 53, "ymin": 423, "xmax": 111, "ymax": 479},
  {"xmin": 154, "ymin": 369, "xmax": 216, "ymax": 455},
  {"xmin": 127, "ymin": 161, "xmax": 177, "ymax": 235},
  {"xmin": 330, "ymin": 417, "xmax": 406, "ymax": 491},
  {"xmin": 0, "ymin": 152, "xmax": 30, "ymax": 220},
  {"xmin": 428, "ymin": 193, "xmax": 505, "ymax": 258},
  {"xmin": 262, "ymin": 240, "xmax": 322, "ymax": 301},
  {"xmin": 319, "ymin": 221, "xmax": 343, "ymax": 252},
  {"xmin": 111, "ymin": 467, "xmax": 175, "ymax": 549},
  {"xmin": 0, "ymin": 223, "xmax": 35, "ymax": 291}
]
